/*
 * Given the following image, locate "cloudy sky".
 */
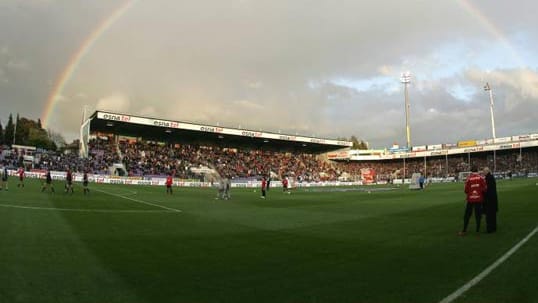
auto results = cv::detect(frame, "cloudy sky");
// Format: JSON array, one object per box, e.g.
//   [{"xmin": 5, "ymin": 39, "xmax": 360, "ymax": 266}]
[{"xmin": 1, "ymin": 0, "xmax": 537, "ymax": 148}]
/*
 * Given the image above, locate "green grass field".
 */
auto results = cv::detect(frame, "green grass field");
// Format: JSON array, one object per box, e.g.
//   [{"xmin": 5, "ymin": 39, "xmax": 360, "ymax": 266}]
[{"xmin": 0, "ymin": 178, "xmax": 537, "ymax": 303}]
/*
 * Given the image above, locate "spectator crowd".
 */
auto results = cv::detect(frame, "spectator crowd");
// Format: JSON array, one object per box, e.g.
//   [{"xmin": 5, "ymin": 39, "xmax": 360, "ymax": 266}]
[{"xmin": 1, "ymin": 137, "xmax": 537, "ymax": 182}]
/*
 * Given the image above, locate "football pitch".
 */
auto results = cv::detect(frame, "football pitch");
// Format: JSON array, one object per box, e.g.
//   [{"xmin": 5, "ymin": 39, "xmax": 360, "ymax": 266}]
[{"xmin": 1, "ymin": 178, "xmax": 537, "ymax": 303}]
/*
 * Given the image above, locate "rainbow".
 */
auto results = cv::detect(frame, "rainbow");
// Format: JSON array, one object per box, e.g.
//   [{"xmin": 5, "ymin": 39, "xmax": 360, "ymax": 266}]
[
  {"xmin": 42, "ymin": 0, "xmax": 525, "ymax": 129},
  {"xmin": 41, "ymin": 0, "xmax": 137, "ymax": 129},
  {"xmin": 457, "ymin": 0, "xmax": 524, "ymax": 67}
]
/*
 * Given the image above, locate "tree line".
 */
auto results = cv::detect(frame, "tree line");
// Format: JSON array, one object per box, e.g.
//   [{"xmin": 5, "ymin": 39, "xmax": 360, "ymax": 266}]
[
  {"xmin": 337, "ymin": 135, "xmax": 369, "ymax": 149},
  {"xmin": 0, "ymin": 113, "xmax": 61, "ymax": 150}
]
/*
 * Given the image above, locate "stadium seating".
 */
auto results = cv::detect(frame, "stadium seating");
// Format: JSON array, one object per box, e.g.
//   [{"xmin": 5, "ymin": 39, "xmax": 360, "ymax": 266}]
[{"xmin": 2, "ymin": 139, "xmax": 537, "ymax": 182}]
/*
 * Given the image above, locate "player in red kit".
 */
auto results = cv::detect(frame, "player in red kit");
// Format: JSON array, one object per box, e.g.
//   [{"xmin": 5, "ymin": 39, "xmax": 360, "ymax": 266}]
[
  {"xmin": 260, "ymin": 176, "xmax": 267, "ymax": 199},
  {"xmin": 17, "ymin": 167, "xmax": 25, "ymax": 188},
  {"xmin": 165, "ymin": 173, "xmax": 173, "ymax": 195},
  {"xmin": 282, "ymin": 176, "xmax": 290, "ymax": 194},
  {"xmin": 459, "ymin": 166, "xmax": 487, "ymax": 236},
  {"xmin": 65, "ymin": 169, "xmax": 74, "ymax": 194},
  {"xmin": 83, "ymin": 170, "xmax": 90, "ymax": 195}
]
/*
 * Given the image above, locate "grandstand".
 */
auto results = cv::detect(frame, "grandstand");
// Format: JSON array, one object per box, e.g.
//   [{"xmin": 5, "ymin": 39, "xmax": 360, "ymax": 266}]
[
  {"xmin": 2, "ymin": 110, "xmax": 536, "ymax": 186},
  {"xmin": 76, "ymin": 110, "xmax": 538, "ymax": 185},
  {"xmin": 81, "ymin": 111, "xmax": 352, "ymax": 155},
  {"xmin": 75, "ymin": 110, "xmax": 352, "ymax": 185},
  {"xmin": 329, "ymin": 135, "xmax": 538, "ymax": 182}
]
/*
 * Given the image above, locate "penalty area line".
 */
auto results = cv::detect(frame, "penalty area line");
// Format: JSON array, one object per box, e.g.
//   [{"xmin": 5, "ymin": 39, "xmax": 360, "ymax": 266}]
[
  {"xmin": 94, "ymin": 188, "xmax": 182, "ymax": 213},
  {"xmin": 438, "ymin": 225, "xmax": 538, "ymax": 303}
]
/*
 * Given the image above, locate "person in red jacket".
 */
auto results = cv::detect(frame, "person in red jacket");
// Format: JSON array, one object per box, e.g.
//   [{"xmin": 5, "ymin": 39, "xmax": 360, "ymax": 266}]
[
  {"xmin": 165, "ymin": 173, "xmax": 173, "ymax": 195},
  {"xmin": 459, "ymin": 166, "xmax": 487, "ymax": 236}
]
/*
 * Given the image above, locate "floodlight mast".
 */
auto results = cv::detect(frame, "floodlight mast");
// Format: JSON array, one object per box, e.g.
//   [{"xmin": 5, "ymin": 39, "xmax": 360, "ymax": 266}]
[
  {"xmin": 401, "ymin": 72, "xmax": 412, "ymax": 149},
  {"xmin": 484, "ymin": 82, "xmax": 496, "ymax": 139}
]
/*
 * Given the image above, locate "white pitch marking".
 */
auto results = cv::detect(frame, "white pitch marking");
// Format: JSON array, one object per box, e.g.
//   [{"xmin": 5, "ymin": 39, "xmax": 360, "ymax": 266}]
[
  {"xmin": 0, "ymin": 203, "xmax": 174, "ymax": 213},
  {"xmin": 94, "ymin": 188, "xmax": 182, "ymax": 213},
  {"xmin": 112, "ymin": 189, "xmax": 138, "ymax": 196},
  {"xmin": 438, "ymin": 225, "xmax": 538, "ymax": 303}
]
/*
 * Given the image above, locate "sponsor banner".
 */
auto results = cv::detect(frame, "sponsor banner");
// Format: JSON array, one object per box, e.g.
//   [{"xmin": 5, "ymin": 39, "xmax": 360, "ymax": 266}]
[
  {"xmin": 481, "ymin": 145, "xmax": 498, "ymax": 151},
  {"xmin": 277, "ymin": 135, "xmax": 297, "ymax": 141},
  {"xmin": 429, "ymin": 150, "xmax": 448, "ymax": 156},
  {"xmin": 514, "ymin": 135, "xmax": 530, "ymax": 141},
  {"xmin": 427, "ymin": 144, "xmax": 443, "ymax": 150},
  {"xmin": 494, "ymin": 137, "xmax": 511, "ymax": 144},
  {"xmin": 392, "ymin": 179, "xmax": 412, "ymax": 184},
  {"xmin": 414, "ymin": 151, "xmax": 430, "ymax": 157},
  {"xmin": 360, "ymin": 168, "xmax": 376, "ymax": 184},
  {"xmin": 348, "ymin": 139, "xmax": 538, "ymax": 160},
  {"xmin": 6, "ymin": 171, "xmax": 366, "ymax": 187},
  {"xmin": 411, "ymin": 145, "xmax": 427, "ymax": 152},
  {"xmin": 98, "ymin": 112, "xmax": 132, "ymax": 122},
  {"xmin": 355, "ymin": 149, "xmax": 386, "ymax": 155},
  {"xmin": 327, "ymin": 151, "xmax": 350, "ymax": 159},
  {"xmin": 351, "ymin": 155, "xmax": 393, "ymax": 160},
  {"xmin": 520, "ymin": 141, "xmax": 538, "ymax": 148},
  {"xmin": 457, "ymin": 140, "xmax": 477, "ymax": 148}
]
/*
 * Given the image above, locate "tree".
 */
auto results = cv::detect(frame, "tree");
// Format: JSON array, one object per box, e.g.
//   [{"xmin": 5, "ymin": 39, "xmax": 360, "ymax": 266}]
[
  {"xmin": 48, "ymin": 129, "xmax": 66, "ymax": 150},
  {"xmin": 14, "ymin": 113, "xmax": 21, "ymax": 145},
  {"xmin": 4, "ymin": 114, "xmax": 14, "ymax": 145},
  {"xmin": 37, "ymin": 118, "xmax": 43, "ymax": 129},
  {"xmin": 1, "ymin": 114, "xmax": 57, "ymax": 149},
  {"xmin": 0, "ymin": 120, "xmax": 4, "ymax": 145},
  {"xmin": 350, "ymin": 135, "xmax": 360, "ymax": 147},
  {"xmin": 13, "ymin": 117, "xmax": 41, "ymax": 146},
  {"xmin": 28, "ymin": 128, "xmax": 51, "ymax": 149},
  {"xmin": 345, "ymin": 135, "xmax": 368, "ymax": 150}
]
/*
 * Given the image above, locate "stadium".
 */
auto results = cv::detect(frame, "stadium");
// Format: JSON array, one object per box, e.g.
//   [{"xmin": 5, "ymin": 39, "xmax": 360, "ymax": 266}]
[
  {"xmin": 2, "ymin": 1, "xmax": 538, "ymax": 303},
  {"xmin": 1, "ymin": 108, "xmax": 537, "ymax": 303}
]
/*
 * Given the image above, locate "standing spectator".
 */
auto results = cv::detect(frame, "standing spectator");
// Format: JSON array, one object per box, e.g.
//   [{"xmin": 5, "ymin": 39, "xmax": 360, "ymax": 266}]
[
  {"xmin": 459, "ymin": 166, "xmax": 487, "ymax": 236},
  {"xmin": 166, "ymin": 173, "xmax": 173, "ymax": 195},
  {"xmin": 261, "ymin": 176, "xmax": 267, "ymax": 199},
  {"xmin": 483, "ymin": 167, "xmax": 498, "ymax": 233}
]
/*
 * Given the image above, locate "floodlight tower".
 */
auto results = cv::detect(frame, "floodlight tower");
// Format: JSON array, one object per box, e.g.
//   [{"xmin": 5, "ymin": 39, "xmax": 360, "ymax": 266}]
[
  {"xmin": 401, "ymin": 72, "xmax": 412, "ymax": 149},
  {"xmin": 484, "ymin": 82, "xmax": 496, "ymax": 139}
]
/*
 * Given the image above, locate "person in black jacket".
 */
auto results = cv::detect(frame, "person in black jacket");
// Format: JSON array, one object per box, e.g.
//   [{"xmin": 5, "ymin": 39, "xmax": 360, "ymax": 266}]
[{"xmin": 482, "ymin": 167, "xmax": 498, "ymax": 233}]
